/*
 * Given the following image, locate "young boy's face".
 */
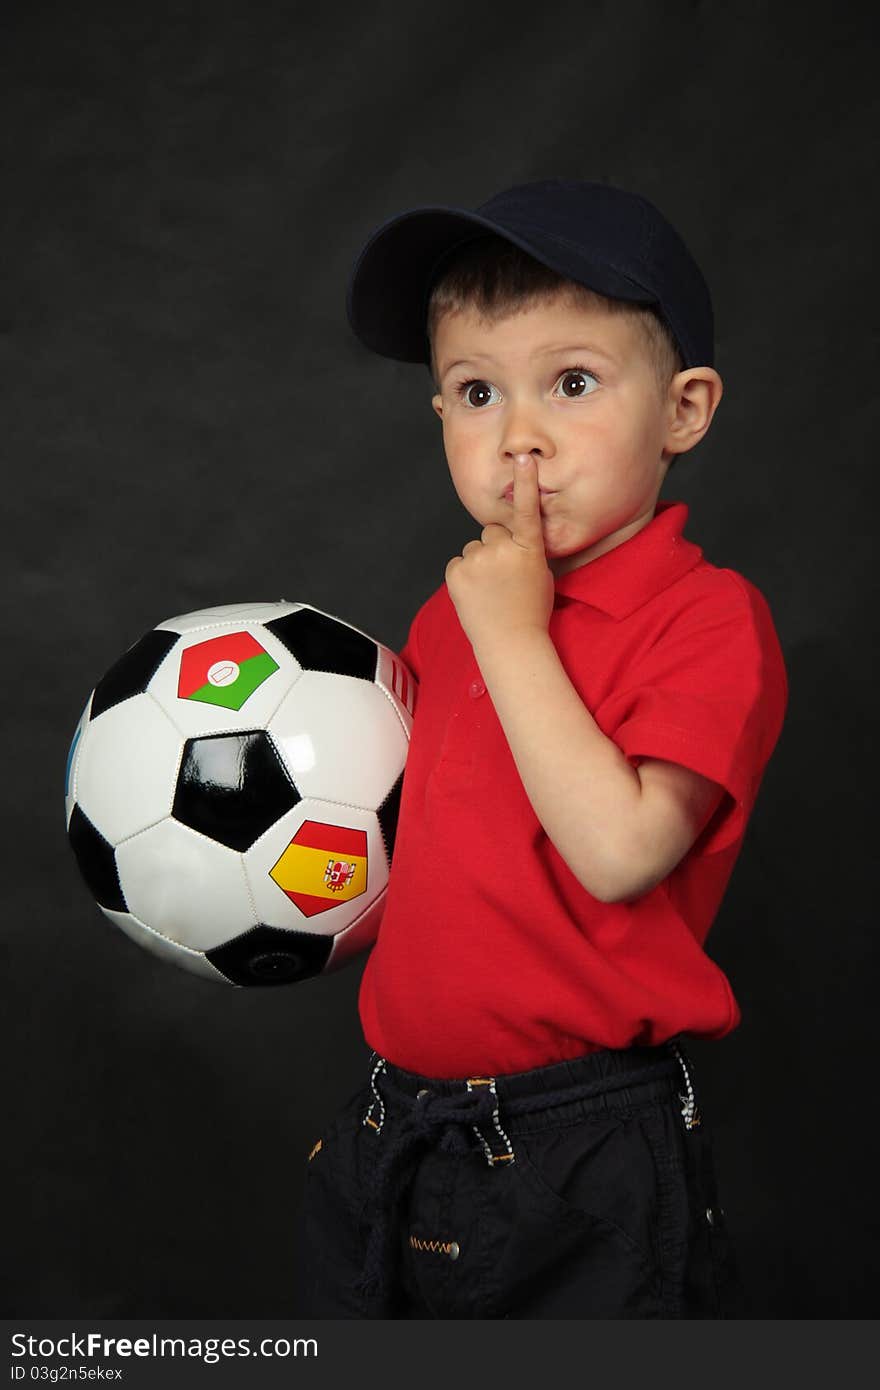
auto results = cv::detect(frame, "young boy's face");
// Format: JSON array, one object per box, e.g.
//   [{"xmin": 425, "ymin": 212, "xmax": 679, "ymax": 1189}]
[{"xmin": 430, "ymin": 292, "xmax": 702, "ymax": 577}]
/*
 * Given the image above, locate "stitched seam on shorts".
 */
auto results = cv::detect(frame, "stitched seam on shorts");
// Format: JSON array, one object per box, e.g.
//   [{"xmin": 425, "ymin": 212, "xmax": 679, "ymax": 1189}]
[{"xmin": 638, "ymin": 1111, "xmax": 686, "ymax": 1317}]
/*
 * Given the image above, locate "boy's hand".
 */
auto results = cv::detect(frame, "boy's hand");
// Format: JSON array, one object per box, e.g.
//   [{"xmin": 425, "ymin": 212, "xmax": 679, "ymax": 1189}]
[{"xmin": 445, "ymin": 455, "xmax": 555, "ymax": 654}]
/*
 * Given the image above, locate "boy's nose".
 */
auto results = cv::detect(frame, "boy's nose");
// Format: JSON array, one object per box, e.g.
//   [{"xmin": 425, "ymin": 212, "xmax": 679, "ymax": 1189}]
[{"xmin": 499, "ymin": 405, "xmax": 553, "ymax": 460}]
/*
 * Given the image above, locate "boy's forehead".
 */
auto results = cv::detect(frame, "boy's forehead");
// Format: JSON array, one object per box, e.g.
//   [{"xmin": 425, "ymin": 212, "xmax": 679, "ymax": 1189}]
[{"xmin": 434, "ymin": 295, "xmax": 637, "ymax": 375}]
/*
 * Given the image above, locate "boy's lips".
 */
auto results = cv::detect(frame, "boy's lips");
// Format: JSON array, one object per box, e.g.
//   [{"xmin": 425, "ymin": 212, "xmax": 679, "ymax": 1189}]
[{"xmin": 501, "ymin": 484, "xmax": 557, "ymax": 502}]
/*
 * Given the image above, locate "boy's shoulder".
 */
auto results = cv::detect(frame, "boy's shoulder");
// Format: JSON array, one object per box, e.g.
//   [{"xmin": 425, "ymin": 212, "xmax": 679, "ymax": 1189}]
[
  {"xmin": 668, "ymin": 553, "xmax": 785, "ymax": 658},
  {"xmin": 627, "ymin": 554, "xmax": 789, "ymax": 731},
  {"xmin": 677, "ymin": 552, "xmax": 778, "ymax": 616},
  {"xmin": 628, "ymin": 555, "xmax": 787, "ymax": 719}
]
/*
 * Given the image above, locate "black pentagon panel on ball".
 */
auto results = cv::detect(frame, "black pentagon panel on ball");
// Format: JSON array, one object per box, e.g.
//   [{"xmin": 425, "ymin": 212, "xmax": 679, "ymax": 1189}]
[
  {"xmin": 265, "ymin": 608, "xmax": 378, "ymax": 681},
  {"xmin": 173, "ymin": 731, "xmax": 300, "ymax": 852},
  {"xmin": 376, "ymin": 769, "xmax": 404, "ymax": 866},
  {"xmin": 206, "ymin": 924, "xmax": 333, "ymax": 986},
  {"xmin": 90, "ymin": 629, "xmax": 180, "ymax": 719},
  {"xmin": 68, "ymin": 805, "xmax": 127, "ymax": 912}
]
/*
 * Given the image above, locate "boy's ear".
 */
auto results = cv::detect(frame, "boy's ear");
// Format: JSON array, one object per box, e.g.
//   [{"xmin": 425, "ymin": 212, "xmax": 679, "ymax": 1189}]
[
  {"xmin": 431, "ymin": 392, "xmax": 443, "ymax": 418},
  {"xmin": 664, "ymin": 367, "xmax": 723, "ymax": 456}
]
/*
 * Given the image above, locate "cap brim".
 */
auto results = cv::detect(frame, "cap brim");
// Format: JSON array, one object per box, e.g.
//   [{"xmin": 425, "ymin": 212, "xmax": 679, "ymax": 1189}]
[{"xmin": 345, "ymin": 203, "xmax": 655, "ymax": 365}]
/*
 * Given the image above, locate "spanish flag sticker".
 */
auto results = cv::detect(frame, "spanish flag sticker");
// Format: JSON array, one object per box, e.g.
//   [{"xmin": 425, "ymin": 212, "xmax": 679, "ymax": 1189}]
[
  {"xmin": 177, "ymin": 631, "xmax": 279, "ymax": 711},
  {"xmin": 269, "ymin": 820, "xmax": 368, "ymax": 917}
]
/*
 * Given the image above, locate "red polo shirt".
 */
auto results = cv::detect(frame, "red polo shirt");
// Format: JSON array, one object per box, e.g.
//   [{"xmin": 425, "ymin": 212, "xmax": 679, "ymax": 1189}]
[{"xmin": 359, "ymin": 499, "xmax": 789, "ymax": 1078}]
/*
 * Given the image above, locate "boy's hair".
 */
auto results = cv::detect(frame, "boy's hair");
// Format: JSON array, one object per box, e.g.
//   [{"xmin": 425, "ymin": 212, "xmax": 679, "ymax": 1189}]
[{"xmin": 426, "ymin": 234, "xmax": 685, "ymax": 470}]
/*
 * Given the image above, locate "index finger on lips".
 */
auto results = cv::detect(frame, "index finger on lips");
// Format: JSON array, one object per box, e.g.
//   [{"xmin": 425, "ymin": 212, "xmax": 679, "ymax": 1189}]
[{"xmin": 512, "ymin": 455, "xmax": 546, "ymax": 549}]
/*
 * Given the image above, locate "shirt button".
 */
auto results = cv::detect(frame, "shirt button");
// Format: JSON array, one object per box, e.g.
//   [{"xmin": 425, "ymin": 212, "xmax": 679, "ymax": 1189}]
[
  {"xmin": 416, "ymin": 1088, "xmax": 431, "ymax": 1100},
  {"xmin": 468, "ymin": 678, "xmax": 486, "ymax": 699}
]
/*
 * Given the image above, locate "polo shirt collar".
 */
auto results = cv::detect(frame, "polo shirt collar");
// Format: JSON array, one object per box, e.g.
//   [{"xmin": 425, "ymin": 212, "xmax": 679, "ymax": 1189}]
[{"xmin": 553, "ymin": 499, "xmax": 703, "ymax": 620}]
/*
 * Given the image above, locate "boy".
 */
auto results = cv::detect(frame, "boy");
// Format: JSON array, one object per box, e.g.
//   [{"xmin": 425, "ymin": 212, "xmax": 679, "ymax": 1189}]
[{"xmin": 292, "ymin": 179, "xmax": 788, "ymax": 1319}]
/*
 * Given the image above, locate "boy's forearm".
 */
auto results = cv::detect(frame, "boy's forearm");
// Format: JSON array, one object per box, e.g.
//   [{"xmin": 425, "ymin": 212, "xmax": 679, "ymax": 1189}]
[{"xmin": 473, "ymin": 628, "xmax": 642, "ymax": 903}]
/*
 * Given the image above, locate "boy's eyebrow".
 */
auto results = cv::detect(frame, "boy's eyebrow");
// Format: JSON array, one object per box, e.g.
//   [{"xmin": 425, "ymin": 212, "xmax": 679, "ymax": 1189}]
[{"xmin": 440, "ymin": 343, "xmax": 619, "ymax": 379}]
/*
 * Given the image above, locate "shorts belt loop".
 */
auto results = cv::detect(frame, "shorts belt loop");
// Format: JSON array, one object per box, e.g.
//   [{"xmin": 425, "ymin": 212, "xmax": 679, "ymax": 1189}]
[
  {"xmin": 363, "ymin": 1054, "xmax": 388, "ymax": 1134},
  {"xmin": 466, "ymin": 1076, "xmax": 516, "ymax": 1166},
  {"xmin": 668, "ymin": 1037, "xmax": 701, "ymax": 1130}
]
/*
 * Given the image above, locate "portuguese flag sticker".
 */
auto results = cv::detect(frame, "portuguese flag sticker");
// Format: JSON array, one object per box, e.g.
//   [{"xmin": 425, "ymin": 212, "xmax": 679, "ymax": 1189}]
[{"xmin": 177, "ymin": 631, "xmax": 279, "ymax": 711}]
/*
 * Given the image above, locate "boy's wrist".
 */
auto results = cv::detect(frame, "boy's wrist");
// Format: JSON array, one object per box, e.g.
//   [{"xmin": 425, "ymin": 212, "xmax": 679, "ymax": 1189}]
[{"xmin": 472, "ymin": 625, "xmax": 555, "ymax": 679}]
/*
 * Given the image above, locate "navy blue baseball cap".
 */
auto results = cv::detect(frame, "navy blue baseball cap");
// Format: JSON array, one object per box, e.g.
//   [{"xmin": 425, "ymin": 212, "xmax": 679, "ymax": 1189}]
[{"xmin": 346, "ymin": 178, "xmax": 714, "ymax": 371}]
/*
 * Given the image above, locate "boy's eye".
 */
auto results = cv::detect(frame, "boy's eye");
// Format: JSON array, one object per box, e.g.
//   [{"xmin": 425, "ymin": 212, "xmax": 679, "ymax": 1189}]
[
  {"xmin": 458, "ymin": 379, "xmax": 500, "ymax": 408},
  {"xmin": 453, "ymin": 365, "xmax": 599, "ymax": 408},
  {"xmin": 556, "ymin": 367, "xmax": 598, "ymax": 399}
]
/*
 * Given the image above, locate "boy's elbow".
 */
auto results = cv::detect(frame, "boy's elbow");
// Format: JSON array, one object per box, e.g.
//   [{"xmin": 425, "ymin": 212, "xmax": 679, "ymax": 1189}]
[
  {"xmin": 572, "ymin": 856, "xmax": 646, "ymax": 905},
  {"xmin": 561, "ymin": 811, "xmax": 674, "ymax": 903},
  {"xmin": 599, "ymin": 875, "xmax": 657, "ymax": 905},
  {"xmin": 588, "ymin": 874, "xmax": 644, "ymax": 906},
  {"xmin": 590, "ymin": 849, "xmax": 668, "ymax": 904}
]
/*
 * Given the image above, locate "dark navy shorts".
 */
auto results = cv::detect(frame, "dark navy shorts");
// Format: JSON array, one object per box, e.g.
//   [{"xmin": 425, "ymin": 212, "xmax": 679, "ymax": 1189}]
[{"xmin": 292, "ymin": 1035, "xmax": 747, "ymax": 1319}]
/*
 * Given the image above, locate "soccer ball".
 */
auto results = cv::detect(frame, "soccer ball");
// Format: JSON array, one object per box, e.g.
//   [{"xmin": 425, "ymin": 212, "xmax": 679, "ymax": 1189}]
[{"xmin": 64, "ymin": 602, "xmax": 416, "ymax": 986}]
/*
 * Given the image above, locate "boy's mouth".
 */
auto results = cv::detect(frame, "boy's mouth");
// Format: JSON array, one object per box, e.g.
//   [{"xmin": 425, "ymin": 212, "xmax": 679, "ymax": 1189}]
[{"xmin": 501, "ymin": 484, "xmax": 556, "ymax": 502}]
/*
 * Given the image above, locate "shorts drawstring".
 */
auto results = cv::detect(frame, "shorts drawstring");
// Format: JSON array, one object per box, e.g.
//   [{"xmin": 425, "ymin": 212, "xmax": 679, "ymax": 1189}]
[
  {"xmin": 668, "ymin": 1037, "xmax": 701, "ymax": 1129},
  {"xmin": 362, "ymin": 1051, "xmax": 388, "ymax": 1134},
  {"xmin": 355, "ymin": 1042, "xmax": 687, "ymax": 1312}
]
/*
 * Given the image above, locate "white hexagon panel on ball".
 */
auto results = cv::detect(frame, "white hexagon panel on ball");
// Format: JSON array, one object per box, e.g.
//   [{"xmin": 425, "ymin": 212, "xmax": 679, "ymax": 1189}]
[
  {"xmin": 325, "ymin": 893, "xmax": 389, "ymax": 972},
  {"xmin": 100, "ymin": 907, "xmax": 233, "ymax": 984},
  {"xmin": 115, "ymin": 818, "xmax": 257, "ymax": 952},
  {"xmin": 269, "ymin": 669, "xmax": 409, "ymax": 809},
  {"xmin": 72, "ymin": 694, "xmax": 183, "ymax": 845},
  {"xmin": 155, "ymin": 601, "xmax": 305, "ymax": 635}
]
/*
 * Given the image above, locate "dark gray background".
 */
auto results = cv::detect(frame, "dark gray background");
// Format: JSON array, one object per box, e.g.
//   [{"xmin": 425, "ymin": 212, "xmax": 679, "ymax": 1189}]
[{"xmin": 3, "ymin": 0, "xmax": 877, "ymax": 1318}]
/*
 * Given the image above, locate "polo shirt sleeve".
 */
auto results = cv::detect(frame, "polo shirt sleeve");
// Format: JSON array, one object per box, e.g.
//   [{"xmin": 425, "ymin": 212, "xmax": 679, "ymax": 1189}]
[{"xmin": 601, "ymin": 577, "xmax": 789, "ymax": 856}]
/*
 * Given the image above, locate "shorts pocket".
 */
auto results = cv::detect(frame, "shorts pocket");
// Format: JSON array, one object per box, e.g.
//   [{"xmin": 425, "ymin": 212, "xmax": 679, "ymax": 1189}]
[{"xmin": 513, "ymin": 1111, "xmax": 663, "ymax": 1270}]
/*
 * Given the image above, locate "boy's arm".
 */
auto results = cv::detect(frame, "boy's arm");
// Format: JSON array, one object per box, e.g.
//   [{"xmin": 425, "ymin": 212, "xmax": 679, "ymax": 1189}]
[
  {"xmin": 472, "ymin": 629, "xmax": 724, "ymax": 902},
  {"xmin": 445, "ymin": 455, "xmax": 724, "ymax": 904}
]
